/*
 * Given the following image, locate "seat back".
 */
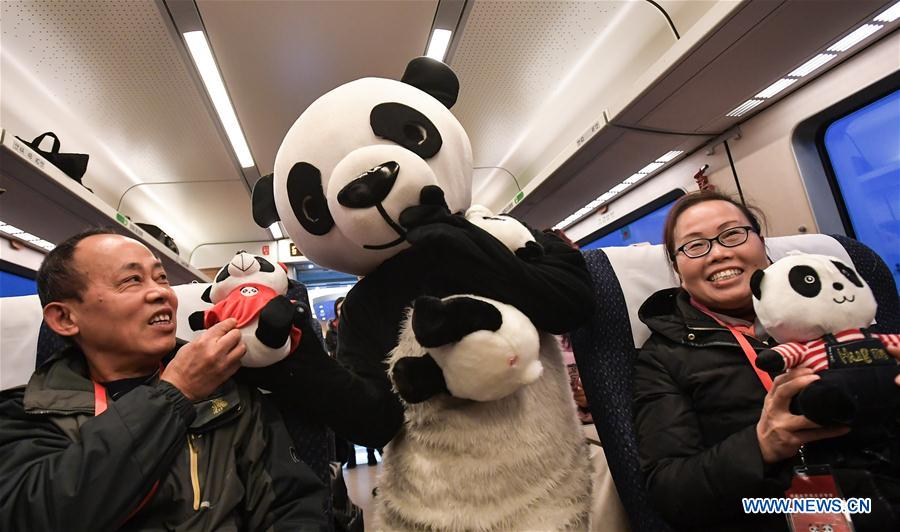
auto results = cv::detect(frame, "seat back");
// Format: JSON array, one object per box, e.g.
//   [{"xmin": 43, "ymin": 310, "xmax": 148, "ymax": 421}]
[{"xmin": 570, "ymin": 234, "xmax": 899, "ymax": 532}]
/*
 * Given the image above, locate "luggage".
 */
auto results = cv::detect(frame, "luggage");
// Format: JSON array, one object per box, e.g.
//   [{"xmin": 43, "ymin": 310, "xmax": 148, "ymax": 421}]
[
  {"xmin": 135, "ymin": 223, "xmax": 179, "ymax": 255},
  {"xmin": 15, "ymin": 132, "xmax": 90, "ymax": 188}
]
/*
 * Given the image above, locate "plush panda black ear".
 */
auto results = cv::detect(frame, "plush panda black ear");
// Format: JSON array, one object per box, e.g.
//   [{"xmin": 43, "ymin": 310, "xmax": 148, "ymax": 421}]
[
  {"xmin": 401, "ymin": 57, "xmax": 459, "ymax": 109},
  {"xmin": 252, "ymin": 174, "xmax": 280, "ymax": 228},
  {"xmin": 750, "ymin": 269, "xmax": 765, "ymax": 300},
  {"xmin": 201, "ymin": 285, "xmax": 213, "ymax": 304}
]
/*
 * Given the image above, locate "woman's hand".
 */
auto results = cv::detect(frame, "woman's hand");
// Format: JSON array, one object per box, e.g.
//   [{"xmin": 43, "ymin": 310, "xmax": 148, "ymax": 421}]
[{"xmin": 756, "ymin": 368, "xmax": 851, "ymax": 464}]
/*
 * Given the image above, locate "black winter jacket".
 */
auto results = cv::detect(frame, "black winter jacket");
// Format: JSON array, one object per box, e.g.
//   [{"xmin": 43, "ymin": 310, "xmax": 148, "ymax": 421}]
[
  {"xmin": 0, "ymin": 345, "xmax": 328, "ymax": 531},
  {"xmin": 634, "ymin": 288, "xmax": 900, "ymax": 531}
]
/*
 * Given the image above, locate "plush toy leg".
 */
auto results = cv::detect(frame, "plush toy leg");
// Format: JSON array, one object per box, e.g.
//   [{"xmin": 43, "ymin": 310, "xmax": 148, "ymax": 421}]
[
  {"xmin": 411, "ymin": 295, "xmax": 502, "ymax": 348},
  {"xmin": 256, "ymin": 295, "xmax": 296, "ymax": 349},
  {"xmin": 391, "ymin": 354, "xmax": 448, "ymax": 403},
  {"xmin": 792, "ymin": 365, "xmax": 900, "ymax": 426}
]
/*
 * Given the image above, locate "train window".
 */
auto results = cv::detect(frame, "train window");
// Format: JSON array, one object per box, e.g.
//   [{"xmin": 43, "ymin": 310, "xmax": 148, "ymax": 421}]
[
  {"xmin": 0, "ymin": 260, "xmax": 38, "ymax": 297},
  {"xmin": 820, "ymin": 88, "xmax": 900, "ymax": 291},
  {"xmin": 578, "ymin": 189, "xmax": 683, "ymax": 250}
]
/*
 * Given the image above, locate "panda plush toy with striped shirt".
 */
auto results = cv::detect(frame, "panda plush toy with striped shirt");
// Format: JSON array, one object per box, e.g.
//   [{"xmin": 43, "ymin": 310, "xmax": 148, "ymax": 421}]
[{"xmin": 750, "ymin": 252, "xmax": 900, "ymax": 426}]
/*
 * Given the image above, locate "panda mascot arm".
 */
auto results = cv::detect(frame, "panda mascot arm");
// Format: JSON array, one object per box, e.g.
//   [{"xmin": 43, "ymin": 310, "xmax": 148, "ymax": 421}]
[
  {"xmin": 399, "ymin": 186, "xmax": 594, "ymax": 335},
  {"xmin": 750, "ymin": 253, "xmax": 900, "ymax": 426}
]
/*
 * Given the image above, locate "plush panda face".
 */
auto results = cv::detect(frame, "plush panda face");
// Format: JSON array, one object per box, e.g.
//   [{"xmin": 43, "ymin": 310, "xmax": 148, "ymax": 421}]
[
  {"xmin": 207, "ymin": 251, "xmax": 288, "ymax": 304},
  {"xmin": 750, "ymin": 253, "xmax": 877, "ymax": 343},
  {"xmin": 464, "ymin": 205, "xmax": 535, "ymax": 254},
  {"xmin": 269, "ymin": 61, "xmax": 473, "ymax": 276}
]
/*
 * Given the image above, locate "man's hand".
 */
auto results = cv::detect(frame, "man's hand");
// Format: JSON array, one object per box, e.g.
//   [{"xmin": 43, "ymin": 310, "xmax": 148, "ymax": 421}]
[
  {"xmin": 756, "ymin": 368, "xmax": 850, "ymax": 464},
  {"xmin": 161, "ymin": 318, "xmax": 246, "ymax": 401},
  {"xmin": 887, "ymin": 344, "xmax": 900, "ymax": 386}
]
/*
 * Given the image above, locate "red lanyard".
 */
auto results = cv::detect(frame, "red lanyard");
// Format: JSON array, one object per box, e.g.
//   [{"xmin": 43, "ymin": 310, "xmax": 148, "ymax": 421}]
[{"xmin": 690, "ymin": 303, "xmax": 774, "ymax": 392}]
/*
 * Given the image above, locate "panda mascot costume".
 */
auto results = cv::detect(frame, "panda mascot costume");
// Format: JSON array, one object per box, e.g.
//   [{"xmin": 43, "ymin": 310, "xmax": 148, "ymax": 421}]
[{"xmin": 249, "ymin": 57, "xmax": 594, "ymax": 529}]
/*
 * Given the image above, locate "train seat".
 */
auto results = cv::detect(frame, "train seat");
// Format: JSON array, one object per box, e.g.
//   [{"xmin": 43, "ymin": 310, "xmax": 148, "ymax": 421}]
[{"xmin": 570, "ymin": 233, "xmax": 900, "ymax": 532}]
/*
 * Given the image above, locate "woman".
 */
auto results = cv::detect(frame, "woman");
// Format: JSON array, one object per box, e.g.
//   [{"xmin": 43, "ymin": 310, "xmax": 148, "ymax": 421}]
[{"xmin": 633, "ymin": 191, "xmax": 899, "ymax": 530}]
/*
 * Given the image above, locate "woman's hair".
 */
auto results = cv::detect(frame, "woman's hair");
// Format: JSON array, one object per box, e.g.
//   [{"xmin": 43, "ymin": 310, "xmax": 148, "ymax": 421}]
[
  {"xmin": 333, "ymin": 296, "xmax": 345, "ymax": 315},
  {"xmin": 662, "ymin": 191, "xmax": 766, "ymax": 264}
]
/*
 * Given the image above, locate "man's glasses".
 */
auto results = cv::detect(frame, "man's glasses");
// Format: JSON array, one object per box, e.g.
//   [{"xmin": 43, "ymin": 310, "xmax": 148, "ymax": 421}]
[{"xmin": 675, "ymin": 226, "xmax": 756, "ymax": 259}]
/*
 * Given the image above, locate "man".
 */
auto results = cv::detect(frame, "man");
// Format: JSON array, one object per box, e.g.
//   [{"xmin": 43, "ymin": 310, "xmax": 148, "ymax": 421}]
[{"xmin": 0, "ymin": 229, "xmax": 327, "ymax": 531}]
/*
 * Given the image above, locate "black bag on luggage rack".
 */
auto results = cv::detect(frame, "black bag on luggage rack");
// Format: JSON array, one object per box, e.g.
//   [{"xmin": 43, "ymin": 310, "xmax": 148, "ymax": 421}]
[
  {"xmin": 15, "ymin": 132, "xmax": 90, "ymax": 188},
  {"xmin": 135, "ymin": 223, "xmax": 179, "ymax": 255}
]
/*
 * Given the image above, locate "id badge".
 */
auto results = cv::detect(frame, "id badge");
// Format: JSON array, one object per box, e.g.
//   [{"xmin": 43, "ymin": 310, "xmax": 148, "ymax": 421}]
[{"xmin": 784, "ymin": 465, "xmax": 854, "ymax": 532}]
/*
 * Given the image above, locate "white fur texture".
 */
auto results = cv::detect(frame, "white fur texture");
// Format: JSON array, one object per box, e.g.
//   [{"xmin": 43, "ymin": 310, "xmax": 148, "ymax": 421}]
[
  {"xmin": 464, "ymin": 205, "xmax": 535, "ymax": 253},
  {"xmin": 377, "ymin": 312, "xmax": 592, "ymax": 531},
  {"xmin": 753, "ymin": 253, "xmax": 877, "ymax": 343},
  {"xmin": 429, "ymin": 295, "xmax": 543, "ymax": 402}
]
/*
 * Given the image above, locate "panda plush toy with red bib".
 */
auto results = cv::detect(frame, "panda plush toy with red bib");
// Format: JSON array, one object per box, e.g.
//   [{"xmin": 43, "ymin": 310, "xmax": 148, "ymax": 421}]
[
  {"xmin": 249, "ymin": 57, "xmax": 594, "ymax": 530},
  {"xmin": 188, "ymin": 251, "xmax": 302, "ymax": 368}
]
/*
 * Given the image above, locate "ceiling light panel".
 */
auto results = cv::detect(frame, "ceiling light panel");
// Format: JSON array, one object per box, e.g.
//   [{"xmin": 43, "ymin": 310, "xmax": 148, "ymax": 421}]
[
  {"xmin": 788, "ymin": 53, "xmax": 838, "ymax": 78},
  {"xmin": 875, "ymin": 2, "xmax": 900, "ymax": 22},
  {"xmin": 183, "ymin": 31, "xmax": 255, "ymax": 168},
  {"xmin": 426, "ymin": 29, "xmax": 453, "ymax": 61},
  {"xmin": 755, "ymin": 78, "xmax": 799, "ymax": 99},
  {"xmin": 827, "ymin": 24, "xmax": 883, "ymax": 52}
]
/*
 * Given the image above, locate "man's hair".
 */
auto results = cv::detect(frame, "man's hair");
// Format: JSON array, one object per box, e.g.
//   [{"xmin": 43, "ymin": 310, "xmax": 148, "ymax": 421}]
[{"xmin": 37, "ymin": 228, "xmax": 117, "ymax": 307}]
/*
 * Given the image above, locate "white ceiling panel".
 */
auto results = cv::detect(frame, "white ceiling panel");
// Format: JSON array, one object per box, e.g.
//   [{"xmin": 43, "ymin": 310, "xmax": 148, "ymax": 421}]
[
  {"xmin": 197, "ymin": 0, "xmax": 438, "ymax": 177},
  {"xmin": 118, "ymin": 179, "xmax": 270, "ymax": 255}
]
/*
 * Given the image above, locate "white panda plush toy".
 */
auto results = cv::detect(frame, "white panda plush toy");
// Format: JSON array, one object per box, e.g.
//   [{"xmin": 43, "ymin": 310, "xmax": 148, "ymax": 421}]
[
  {"xmin": 188, "ymin": 251, "xmax": 302, "ymax": 368},
  {"xmin": 250, "ymin": 57, "xmax": 594, "ymax": 530},
  {"xmin": 750, "ymin": 252, "xmax": 900, "ymax": 426}
]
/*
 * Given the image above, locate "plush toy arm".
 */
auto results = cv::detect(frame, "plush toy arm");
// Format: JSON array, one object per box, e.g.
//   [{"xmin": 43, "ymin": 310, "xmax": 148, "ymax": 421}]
[
  {"xmin": 189, "ymin": 310, "xmax": 208, "ymax": 331},
  {"xmin": 755, "ymin": 348, "xmax": 788, "ymax": 376},
  {"xmin": 390, "ymin": 354, "xmax": 448, "ymax": 404}
]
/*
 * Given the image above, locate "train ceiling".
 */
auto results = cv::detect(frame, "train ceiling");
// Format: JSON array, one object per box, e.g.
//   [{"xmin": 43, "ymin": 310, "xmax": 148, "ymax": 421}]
[{"xmin": 1, "ymin": 0, "xmax": 896, "ymax": 259}]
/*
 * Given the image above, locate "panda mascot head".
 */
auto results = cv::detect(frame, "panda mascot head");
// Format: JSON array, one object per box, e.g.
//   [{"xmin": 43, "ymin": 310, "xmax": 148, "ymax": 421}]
[
  {"xmin": 189, "ymin": 251, "xmax": 301, "ymax": 368},
  {"xmin": 750, "ymin": 252, "xmax": 877, "ymax": 343},
  {"xmin": 252, "ymin": 57, "xmax": 472, "ymax": 276}
]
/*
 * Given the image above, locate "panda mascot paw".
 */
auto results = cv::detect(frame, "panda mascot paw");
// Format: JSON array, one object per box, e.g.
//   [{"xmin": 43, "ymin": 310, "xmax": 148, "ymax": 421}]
[
  {"xmin": 189, "ymin": 251, "xmax": 302, "ymax": 368},
  {"xmin": 399, "ymin": 294, "xmax": 543, "ymax": 403},
  {"xmin": 750, "ymin": 252, "xmax": 900, "ymax": 427}
]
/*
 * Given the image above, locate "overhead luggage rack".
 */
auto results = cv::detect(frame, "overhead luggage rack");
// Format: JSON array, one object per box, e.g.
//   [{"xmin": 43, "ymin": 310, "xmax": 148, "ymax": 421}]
[{"xmin": 0, "ymin": 128, "xmax": 209, "ymax": 284}]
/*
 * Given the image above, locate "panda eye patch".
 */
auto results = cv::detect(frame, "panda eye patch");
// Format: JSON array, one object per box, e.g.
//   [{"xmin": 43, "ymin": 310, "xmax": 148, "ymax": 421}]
[
  {"xmin": 370, "ymin": 103, "xmax": 443, "ymax": 159},
  {"xmin": 256, "ymin": 257, "xmax": 275, "ymax": 273},
  {"xmin": 788, "ymin": 265, "xmax": 822, "ymax": 298},
  {"xmin": 831, "ymin": 260, "xmax": 864, "ymax": 287},
  {"xmin": 287, "ymin": 162, "xmax": 335, "ymax": 236}
]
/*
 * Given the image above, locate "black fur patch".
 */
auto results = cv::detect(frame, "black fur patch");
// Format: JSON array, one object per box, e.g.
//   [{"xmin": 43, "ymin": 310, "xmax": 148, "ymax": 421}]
[
  {"xmin": 287, "ymin": 162, "xmax": 335, "ymax": 236},
  {"xmin": 788, "ymin": 265, "xmax": 822, "ymax": 298},
  {"xmin": 400, "ymin": 56, "xmax": 460, "ymax": 109},
  {"xmin": 370, "ymin": 103, "xmax": 443, "ymax": 159},
  {"xmin": 256, "ymin": 256, "xmax": 275, "ymax": 273},
  {"xmin": 412, "ymin": 296, "xmax": 503, "ymax": 348},
  {"xmin": 251, "ymin": 174, "xmax": 280, "ymax": 227},
  {"xmin": 831, "ymin": 260, "xmax": 863, "ymax": 287},
  {"xmin": 750, "ymin": 269, "xmax": 765, "ymax": 300},
  {"xmin": 215, "ymin": 267, "xmax": 231, "ymax": 283}
]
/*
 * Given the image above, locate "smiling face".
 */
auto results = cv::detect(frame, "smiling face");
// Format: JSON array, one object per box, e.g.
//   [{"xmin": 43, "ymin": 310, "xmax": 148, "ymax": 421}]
[
  {"xmin": 672, "ymin": 200, "xmax": 769, "ymax": 316},
  {"xmin": 273, "ymin": 76, "xmax": 473, "ymax": 276},
  {"xmin": 66, "ymin": 234, "xmax": 178, "ymax": 371}
]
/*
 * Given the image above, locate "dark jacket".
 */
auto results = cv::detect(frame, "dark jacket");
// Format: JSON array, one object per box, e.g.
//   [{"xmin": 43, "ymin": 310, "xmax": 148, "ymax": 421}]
[
  {"xmin": 634, "ymin": 287, "xmax": 900, "ymax": 531},
  {"xmin": 0, "ymin": 345, "xmax": 328, "ymax": 532},
  {"xmin": 245, "ymin": 224, "xmax": 594, "ymax": 448}
]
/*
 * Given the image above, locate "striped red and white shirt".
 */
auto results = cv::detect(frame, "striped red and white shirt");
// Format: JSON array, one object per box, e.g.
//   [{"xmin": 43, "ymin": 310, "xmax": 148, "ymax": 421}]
[{"xmin": 771, "ymin": 328, "xmax": 900, "ymax": 372}]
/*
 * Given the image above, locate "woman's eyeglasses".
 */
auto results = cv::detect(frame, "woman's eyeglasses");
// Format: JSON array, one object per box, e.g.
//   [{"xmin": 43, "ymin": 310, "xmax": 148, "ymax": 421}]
[{"xmin": 675, "ymin": 226, "xmax": 756, "ymax": 259}]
